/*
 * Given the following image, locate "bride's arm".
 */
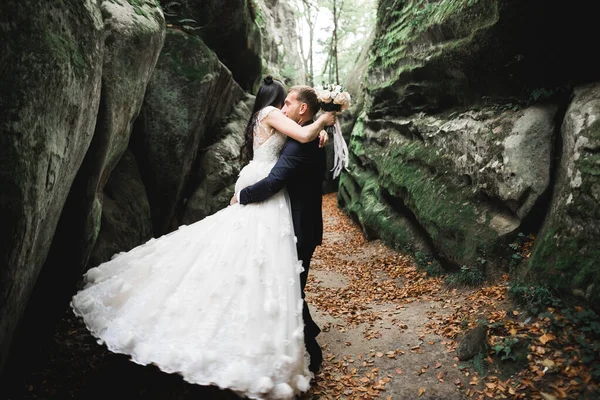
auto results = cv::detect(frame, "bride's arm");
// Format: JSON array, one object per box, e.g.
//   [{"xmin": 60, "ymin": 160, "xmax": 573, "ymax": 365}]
[{"xmin": 265, "ymin": 109, "xmax": 335, "ymax": 143}]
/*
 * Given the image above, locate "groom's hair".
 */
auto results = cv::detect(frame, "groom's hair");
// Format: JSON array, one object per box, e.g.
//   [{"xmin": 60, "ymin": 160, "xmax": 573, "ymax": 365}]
[{"xmin": 290, "ymin": 86, "xmax": 319, "ymax": 118}]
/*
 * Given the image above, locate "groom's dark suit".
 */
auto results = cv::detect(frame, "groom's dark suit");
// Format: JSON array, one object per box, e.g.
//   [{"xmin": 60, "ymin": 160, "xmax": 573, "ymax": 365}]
[{"xmin": 238, "ymin": 122, "xmax": 325, "ymax": 372}]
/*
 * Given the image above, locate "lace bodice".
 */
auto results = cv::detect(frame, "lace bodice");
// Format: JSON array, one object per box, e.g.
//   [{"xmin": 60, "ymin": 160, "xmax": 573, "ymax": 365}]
[{"xmin": 253, "ymin": 106, "xmax": 287, "ymax": 163}]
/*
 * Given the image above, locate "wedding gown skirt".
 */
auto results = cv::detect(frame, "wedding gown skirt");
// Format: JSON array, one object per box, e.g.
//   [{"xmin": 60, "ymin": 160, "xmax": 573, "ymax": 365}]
[{"xmin": 71, "ymin": 158, "xmax": 311, "ymax": 400}]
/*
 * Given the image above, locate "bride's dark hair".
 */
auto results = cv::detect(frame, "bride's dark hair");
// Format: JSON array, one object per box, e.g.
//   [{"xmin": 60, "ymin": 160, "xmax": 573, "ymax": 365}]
[{"xmin": 240, "ymin": 75, "xmax": 287, "ymax": 162}]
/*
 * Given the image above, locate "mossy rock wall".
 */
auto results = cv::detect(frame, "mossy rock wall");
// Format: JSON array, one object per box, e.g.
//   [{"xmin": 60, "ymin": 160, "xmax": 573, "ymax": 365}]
[
  {"xmin": 41, "ymin": 0, "xmax": 165, "ymax": 294},
  {"xmin": 130, "ymin": 28, "xmax": 246, "ymax": 235},
  {"xmin": 89, "ymin": 150, "xmax": 154, "ymax": 267},
  {"xmin": 182, "ymin": 95, "xmax": 255, "ymax": 223},
  {"xmin": 171, "ymin": 0, "xmax": 262, "ymax": 91},
  {"xmin": 1, "ymin": 0, "xmax": 166, "ymax": 378},
  {"xmin": 338, "ymin": 169, "xmax": 433, "ymax": 254},
  {"xmin": 341, "ymin": 104, "xmax": 556, "ymax": 267},
  {"xmin": 528, "ymin": 83, "xmax": 600, "ymax": 305},
  {"xmin": 368, "ymin": 0, "xmax": 598, "ymax": 118},
  {"xmin": 341, "ymin": 0, "xmax": 600, "ymax": 298},
  {"xmin": 0, "ymin": 0, "xmax": 286, "ymax": 382},
  {"xmin": 0, "ymin": 0, "xmax": 105, "ymax": 373}
]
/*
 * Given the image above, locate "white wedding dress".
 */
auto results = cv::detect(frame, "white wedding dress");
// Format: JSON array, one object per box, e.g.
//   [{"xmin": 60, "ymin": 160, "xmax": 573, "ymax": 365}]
[{"xmin": 71, "ymin": 106, "xmax": 312, "ymax": 400}]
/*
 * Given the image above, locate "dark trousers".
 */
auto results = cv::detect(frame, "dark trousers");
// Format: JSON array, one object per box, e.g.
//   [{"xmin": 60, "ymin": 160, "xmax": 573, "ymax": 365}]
[{"xmin": 297, "ymin": 245, "xmax": 322, "ymax": 370}]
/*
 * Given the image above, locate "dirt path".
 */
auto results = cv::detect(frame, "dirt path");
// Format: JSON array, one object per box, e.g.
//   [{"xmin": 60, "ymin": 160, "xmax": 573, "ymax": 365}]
[
  {"xmin": 300, "ymin": 193, "xmax": 483, "ymax": 400},
  {"xmin": 302, "ymin": 194, "xmax": 600, "ymax": 400}
]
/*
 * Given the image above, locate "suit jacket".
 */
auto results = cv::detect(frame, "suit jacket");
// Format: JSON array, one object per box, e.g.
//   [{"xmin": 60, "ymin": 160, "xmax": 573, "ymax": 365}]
[{"xmin": 239, "ymin": 123, "xmax": 325, "ymax": 252}]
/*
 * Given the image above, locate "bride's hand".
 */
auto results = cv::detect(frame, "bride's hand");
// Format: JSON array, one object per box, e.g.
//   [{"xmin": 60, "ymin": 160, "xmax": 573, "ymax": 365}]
[{"xmin": 318, "ymin": 130, "xmax": 328, "ymax": 148}]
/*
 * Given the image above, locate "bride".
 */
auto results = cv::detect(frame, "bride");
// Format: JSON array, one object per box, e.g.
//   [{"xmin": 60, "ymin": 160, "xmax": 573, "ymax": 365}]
[{"xmin": 71, "ymin": 76, "xmax": 336, "ymax": 400}]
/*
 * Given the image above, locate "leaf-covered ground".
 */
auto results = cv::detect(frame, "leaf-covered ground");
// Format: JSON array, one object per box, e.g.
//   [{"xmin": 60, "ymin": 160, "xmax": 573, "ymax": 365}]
[
  {"xmin": 3, "ymin": 193, "xmax": 599, "ymax": 400},
  {"xmin": 301, "ymin": 194, "xmax": 599, "ymax": 400}
]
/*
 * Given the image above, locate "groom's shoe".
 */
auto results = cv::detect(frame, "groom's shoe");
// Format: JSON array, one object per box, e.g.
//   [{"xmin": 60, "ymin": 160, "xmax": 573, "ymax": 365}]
[{"xmin": 307, "ymin": 338, "xmax": 323, "ymax": 374}]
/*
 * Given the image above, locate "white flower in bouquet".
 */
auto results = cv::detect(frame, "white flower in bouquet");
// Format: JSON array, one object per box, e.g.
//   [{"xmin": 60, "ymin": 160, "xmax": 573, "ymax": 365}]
[
  {"xmin": 333, "ymin": 91, "xmax": 352, "ymax": 110},
  {"xmin": 318, "ymin": 89, "xmax": 332, "ymax": 103},
  {"xmin": 343, "ymin": 93, "xmax": 352, "ymax": 110}
]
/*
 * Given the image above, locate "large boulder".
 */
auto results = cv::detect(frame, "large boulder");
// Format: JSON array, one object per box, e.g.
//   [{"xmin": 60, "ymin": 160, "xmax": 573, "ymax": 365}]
[
  {"xmin": 89, "ymin": 150, "xmax": 154, "ymax": 267},
  {"xmin": 183, "ymin": 95, "xmax": 254, "ymax": 223},
  {"xmin": 0, "ymin": 0, "xmax": 104, "ymax": 373},
  {"xmin": 44, "ymin": 0, "xmax": 164, "ymax": 276},
  {"xmin": 170, "ymin": 0, "xmax": 262, "ymax": 90},
  {"xmin": 368, "ymin": 0, "xmax": 598, "ymax": 118},
  {"xmin": 340, "ymin": 103, "xmax": 556, "ymax": 266},
  {"xmin": 528, "ymin": 83, "xmax": 600, "ymax": 304},
  {"xmin": 1, "ymin": 0, "xmax": 165, "ymax": 377},
  {"xmin": 130, "ymin": 28, "xmax": 246, "ymax": 235},
  {"xmin": 340, "ymin": 0, "xmax": 600, "ymax": 276}
]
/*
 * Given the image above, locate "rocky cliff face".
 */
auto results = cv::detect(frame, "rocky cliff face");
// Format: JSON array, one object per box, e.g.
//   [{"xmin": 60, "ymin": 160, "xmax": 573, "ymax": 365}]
[
  {"xmin": 0, "ymin": 0, "xmax": 299, "ymax": 378},
  {"xmin": 341, "ymin": 104, "xmax": 557, "ymax": 265},
  {"xmin": 128, "ymin": 29, "xmax": 247, "ymax": 235},
  {"xmin": 170, "ymin": 0, "xmax": 263, "ymax": 91},
  {"xmin": 340, "ymin": 0, "xmax": 600, "ymax": 302},
  {"xmin": 529, "ymin": 83, "xmax": 600, "ymax": 301},
  {"xmin": 256, "ymin": 0, "xmax": 306, "ymax": 85},
  {"xmin": 366, "ymin": 0, "xmax": 597, "ymax": 117},
  {"xmin": 0, "ymin": 0, "xmax": 164, "ymax": 374}
]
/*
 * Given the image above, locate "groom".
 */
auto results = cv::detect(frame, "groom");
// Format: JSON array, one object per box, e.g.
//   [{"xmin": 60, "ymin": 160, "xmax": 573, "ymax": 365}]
[{"xmin": 231, "ymin": 85, "xmax": 328, "ymax": 374}]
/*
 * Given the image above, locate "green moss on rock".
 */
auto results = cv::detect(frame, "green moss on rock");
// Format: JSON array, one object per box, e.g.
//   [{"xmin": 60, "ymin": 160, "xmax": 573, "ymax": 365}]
[
  {"xmin": 339, "ymin": 170, "xmax": 415, "ymax": 250},
  {"xmin": 45, "ymin": 32, "xmax": 89, "ymax": 75},
  {"xmin": 366, "ymin": 0, "xmax": 600, "ymax": 118},
  {"xmin": 341, "ymin": 128, "xmax": 499, "ymax": 266},
  {"xmin": 374, "ymin": 141, "xmax": 497, "ymax": 263},
  {"xmin": 162, "ymin": 28, "xmax": 212, "ymax": 81},
  {"xmin": 371, "ymin": 0, "xmax": 487, "ymax": 72},
  {"xmin": 529, "ymin": 226, "xmax": 600, "ymax": 303}
]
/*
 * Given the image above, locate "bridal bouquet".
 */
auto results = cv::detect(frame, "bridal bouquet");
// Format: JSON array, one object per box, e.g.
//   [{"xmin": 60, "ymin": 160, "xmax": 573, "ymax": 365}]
[{"xmin": 314, "ymin": 84, "xmax": 351, "ymax": 178}]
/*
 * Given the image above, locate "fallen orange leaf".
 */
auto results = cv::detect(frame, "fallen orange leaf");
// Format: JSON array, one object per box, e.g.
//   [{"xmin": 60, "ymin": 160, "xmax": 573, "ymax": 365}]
[{"xmin": 539, "ymin": 333, "xmax": 556, "ymax": 345}]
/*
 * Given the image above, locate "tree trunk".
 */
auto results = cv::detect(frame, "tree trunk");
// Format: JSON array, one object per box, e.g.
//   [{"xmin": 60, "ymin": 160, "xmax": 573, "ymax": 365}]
[
  {"xmin": 297, "ymin": 17, "xmax": 309, "ymax": 79},
  {"xmin": 308, "ymin": 23, "xmax": 315, "ymax": 86},
  {"xmin": 301, "ymin": 0, "xmax": 317, "ymax": 86},
  {"xmin": 321, "ymin": 35, "xmax": 334, "ymax": 81},
  {"xmin": 333, "ymin": 0, "xmax": 339, "ymax": 84}
]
